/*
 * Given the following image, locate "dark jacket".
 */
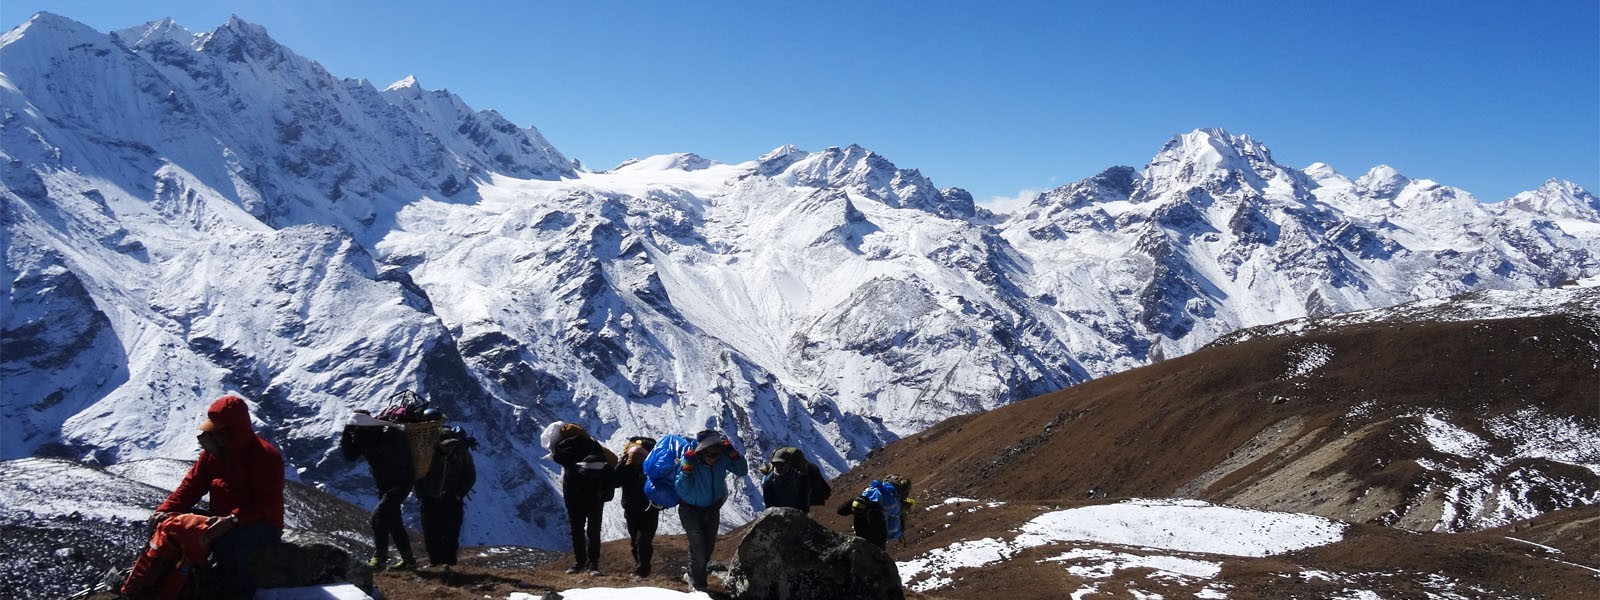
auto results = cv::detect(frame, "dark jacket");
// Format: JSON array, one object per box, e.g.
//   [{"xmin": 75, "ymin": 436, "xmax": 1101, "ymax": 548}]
[
  {"xmin": 761, "ymin": 467, "xmax": 812, "ymax": 512},
  {"xmin": 837, "ymin": 494, "xmax": 887, "ymax": 548},
  {"xmin": 339, "ymin": 422, "xmax": 414, "ymax": 489},
  {"xmin": 417, "ymin": 436, "xmax": 476, "ymax": 501},
  {"xmin": 551, "ymin": 434, "xmax": 612, "ymax": 503},
  {"xmin": 614, "ymin": 461, "xmax": 655, "ymax": 513},
  {"xmin": 158, "ymin": 395, "xmax": 285, "ymax": 529}
]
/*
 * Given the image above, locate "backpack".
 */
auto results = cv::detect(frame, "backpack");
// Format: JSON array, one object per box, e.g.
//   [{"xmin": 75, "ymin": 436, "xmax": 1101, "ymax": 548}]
[
  {"xmin": 863, "ymin": 475, "xmax": 914, "ymax": 541},
  {"xmin": 581, "ymin": 447, "xmax": 619, "ymax": 502},
  {"xmin": 641, "ymin": 434, "xmax": 694, "ymax": 508},
  {"xmin": 375, "ymin": 390, "xmax": 431, "ymax": 423},
  {"xmin": 621, "ymin": 436, "xmax": 657, "ymax": 466},
  {"xmin": 883, "ymin": 474, "xmax": 911, "ymax": 500},
  {"xmin": 772, "ymin": 447, "xmax": 832, "ymax": 506}
]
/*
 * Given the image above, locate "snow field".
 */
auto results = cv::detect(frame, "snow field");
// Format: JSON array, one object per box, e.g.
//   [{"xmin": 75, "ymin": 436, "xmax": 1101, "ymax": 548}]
[{"xmin": 898, "ymin": 498, "xmax": 1348, "ymax": 592}]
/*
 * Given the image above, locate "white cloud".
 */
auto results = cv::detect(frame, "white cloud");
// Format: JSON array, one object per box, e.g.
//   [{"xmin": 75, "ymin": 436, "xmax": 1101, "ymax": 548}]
[{"xmin": 979, "ymin": 189, "xmax": 1044, "ymax": 216}]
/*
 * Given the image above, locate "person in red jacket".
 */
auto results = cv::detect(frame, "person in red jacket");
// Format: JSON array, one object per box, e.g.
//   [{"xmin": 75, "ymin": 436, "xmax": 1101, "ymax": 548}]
[{"xmin": 140, "ymin": 394, "xmax": 285, "ymax": 598}]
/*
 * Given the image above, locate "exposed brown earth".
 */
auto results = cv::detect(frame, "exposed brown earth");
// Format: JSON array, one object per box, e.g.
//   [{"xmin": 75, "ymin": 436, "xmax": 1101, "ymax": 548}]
[{"xmin": 828, "ymin": 313, "xmax": 1598, "ymax": 527}]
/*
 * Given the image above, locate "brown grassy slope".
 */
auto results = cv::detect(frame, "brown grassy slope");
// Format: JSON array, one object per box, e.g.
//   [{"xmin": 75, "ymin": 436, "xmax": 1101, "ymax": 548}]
[
  {"xmin": 818, "ymin": 313, "xmax": 1599, "ymax": 531},
  {"xmin": 795, "ymin": 310, "xmax": 1600, "ymax": 599}
]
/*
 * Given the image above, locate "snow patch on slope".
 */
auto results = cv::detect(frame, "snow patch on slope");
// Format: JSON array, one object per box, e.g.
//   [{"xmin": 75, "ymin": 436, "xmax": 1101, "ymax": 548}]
[{"xmin": 899, "ymin": 499, "xmax": 1347, "ymax": 592}]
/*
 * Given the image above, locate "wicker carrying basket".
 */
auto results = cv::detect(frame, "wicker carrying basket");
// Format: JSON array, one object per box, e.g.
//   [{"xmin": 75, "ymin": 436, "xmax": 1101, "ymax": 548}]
[{"xmin": 405, "ymin": 420, "xmax": 444, "ymax": 480}]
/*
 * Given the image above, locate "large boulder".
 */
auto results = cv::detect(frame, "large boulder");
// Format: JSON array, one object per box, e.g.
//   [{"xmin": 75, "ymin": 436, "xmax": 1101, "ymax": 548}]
[
  {"xmin": 724, "ymin": 508, "xmax": 903, "ymax": 600},
  {"xmin": 248, "ymin": 531, "xmax": 374, "ymax": 593}
]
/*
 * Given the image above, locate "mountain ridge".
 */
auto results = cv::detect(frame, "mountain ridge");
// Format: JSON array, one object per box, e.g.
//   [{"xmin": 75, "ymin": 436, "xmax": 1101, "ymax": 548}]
[{"xmin": 2, "ymin": 13, "xmax": 1597, "ymax": 549}]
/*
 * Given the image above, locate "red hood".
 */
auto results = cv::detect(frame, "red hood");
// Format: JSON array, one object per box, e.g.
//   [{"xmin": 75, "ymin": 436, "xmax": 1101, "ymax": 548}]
[{"xmin": 207, "ymin": 395, "xmax": 256, "ymax": 445}]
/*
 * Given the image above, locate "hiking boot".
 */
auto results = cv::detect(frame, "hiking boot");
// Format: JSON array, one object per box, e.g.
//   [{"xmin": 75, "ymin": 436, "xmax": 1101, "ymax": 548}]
[
  {"xmin": 389, "ymin": 558, "xmax": 417, "ymax": 571},
  {"xmin": 366, "ymin": 556, "xmax": 386, "ymax": 570},
  {"xmin": 564, "ymin": 564, "xmax": 583, "ymax": 574},
  {"xmin": 682, "ymin": 572, "xmax": 707, "ymax": 592}
]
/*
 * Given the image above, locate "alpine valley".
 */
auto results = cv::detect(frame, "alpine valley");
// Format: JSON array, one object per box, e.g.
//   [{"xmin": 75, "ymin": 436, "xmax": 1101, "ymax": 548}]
[{"xmin": 2, "ymin": 12, "xmax": 1598, "ymax": 551}]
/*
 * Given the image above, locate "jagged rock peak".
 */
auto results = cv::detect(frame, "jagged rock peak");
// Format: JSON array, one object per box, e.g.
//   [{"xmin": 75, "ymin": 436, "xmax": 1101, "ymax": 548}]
[
  {"xmin": 756, "ymin": 144, "xmax": 808, "ymax": 176},
  {"xmin": 775, "ymin": 144, "xmax": 975, "ymax": 218},
  {"xmin": 385, "ymin": 74, "xmax": 421, "ymax": 92},
  {"xmin": 216, "ymin": 14, "xmax": 273, "ymax": 41},
  {"xmin": 1031, "ymin": 166, "xmax": 1138, "ymax": 211},
  {"xmin": 112, "ymin": 17, "xmax": 195, "ymax": 49},
  {"xmin": 1505, "ymin": 178, "xmax": 1600, "ymax": 217},
  {"xmin": 761, "ymin": 144, "xmax": 805, "ymax": 160},
  {"xmin": 1534, "ymin": 178, "xmax": 1595, "ymax": 201},
  {"xmin": 195, "ymin": 15, "xmax": 286, "ymax": 62},
  {"xmin": 1149, "ymin": 128, "xmax": 1275, "ymax": 172},
  {"xmin": 1139, "ymin": 128, "xmax": 1290, "ymax": 197}
]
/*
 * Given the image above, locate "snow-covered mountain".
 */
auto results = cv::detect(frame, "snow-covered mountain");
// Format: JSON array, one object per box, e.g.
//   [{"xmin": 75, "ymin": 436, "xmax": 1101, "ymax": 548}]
[{"xmin": 2, "ymin": 13, "xmax": 1597, "ymax": 548}]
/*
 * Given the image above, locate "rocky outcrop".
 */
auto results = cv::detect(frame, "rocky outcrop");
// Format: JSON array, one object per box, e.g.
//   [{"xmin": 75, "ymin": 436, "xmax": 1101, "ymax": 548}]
[
  {"xmin": 724, "ymin": 508, "xmax": 903, "ymax": 600},
  {"xmin": 248, "ymin": 532, "xmax": 374, "ymax": 593}
]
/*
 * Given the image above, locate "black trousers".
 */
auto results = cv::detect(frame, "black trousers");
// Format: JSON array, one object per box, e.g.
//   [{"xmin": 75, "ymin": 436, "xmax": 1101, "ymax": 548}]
[
  {"xmin": 678, "ymin": 500, "xmax": 722, "ymax": 590},
  {"xmin": 419, "ymin": 497, "xmax": 465, "ymax": 565},
  {"xmin": 624, "ymin": 508, "xmax": 659, "ymax": 576},
  {"xmin": 564, "ymin": 495, "xmax": 604, "ymax": 569},
  {"xmin": 210, "ymin": 522, "xmax": 281, "ymax": 598},
  {"xmin": 372, "ymin": 482, "xmax": 414, "ymax": 561}
]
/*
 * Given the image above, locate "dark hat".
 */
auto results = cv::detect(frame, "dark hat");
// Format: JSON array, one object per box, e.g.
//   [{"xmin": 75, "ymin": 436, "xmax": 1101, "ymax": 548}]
[
  {"xmin": 770, "ymin": 456, "xmax": 788, "ymax": 464},
  {"xmin": 694, "ymin": 430, "xmax": 726, "ymax": 452}
]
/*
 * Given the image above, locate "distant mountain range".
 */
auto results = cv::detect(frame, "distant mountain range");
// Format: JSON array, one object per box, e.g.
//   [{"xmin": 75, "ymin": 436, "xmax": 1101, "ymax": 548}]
[{"xmin": 2, "ymin": 12, "xmax": 1597, "ymax": 547}]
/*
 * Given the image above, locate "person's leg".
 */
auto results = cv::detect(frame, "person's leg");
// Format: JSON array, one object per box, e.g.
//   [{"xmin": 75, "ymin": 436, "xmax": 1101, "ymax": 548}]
[
  {"xmin": 210, "ymin": 522, "xmax": 280, "ymax": 598},
  {"xmin": 678, "ymin": 503, "xmax": 717, "ymax": 590},
  {"xmin": 375, "ymin": 483, "xmax": 415, "ymax": 565},
  {"xmin": 584, "ymin": 501, "xmax": 604, "ymax": 571},
  {"xmin": 624, "ymin": 509, "xmax": 644, "ymax": 574},
  {"xmin": 443, "ymin": 498, "xmax": 464, "ymax": 565},
  {"xmin": 638, "ymin": 508, "xmax": 659, "ymax": 577},
  {"xmin": 370, "ymin": 491, "xmax": 390, "ymax": 562},
  {"xmin": 564, "ymin": 495, "xmax": 588, "ymax": 571},
  {"xmin": 704, "ymin": 501, "xmax": 723, "ymax": 561},
  {"xmin": 419, "ymin": 498, "xmax": 442, "ymax": 565}
]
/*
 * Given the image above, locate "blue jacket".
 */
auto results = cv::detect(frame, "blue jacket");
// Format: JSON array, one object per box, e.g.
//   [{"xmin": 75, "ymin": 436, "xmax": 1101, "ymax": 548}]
[{"xmin": 674, "ymin": 452, "xmax": 748, "ymax": 508}]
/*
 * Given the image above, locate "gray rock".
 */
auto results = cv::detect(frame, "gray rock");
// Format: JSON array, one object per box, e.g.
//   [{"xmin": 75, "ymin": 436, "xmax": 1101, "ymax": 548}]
[
  {"xmin": 724, "ymin": 507, "xmax": 903, "ymax": 600},
  {"xmin": 248, "ymin": 532, "xmax": 374, "ymax": 593}
]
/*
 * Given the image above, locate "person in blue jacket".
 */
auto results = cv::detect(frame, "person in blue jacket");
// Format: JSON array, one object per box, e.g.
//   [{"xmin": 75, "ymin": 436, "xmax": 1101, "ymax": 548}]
[{"xmin": 673, "ymin": 430, "xmax": 748, "ymax": 592}]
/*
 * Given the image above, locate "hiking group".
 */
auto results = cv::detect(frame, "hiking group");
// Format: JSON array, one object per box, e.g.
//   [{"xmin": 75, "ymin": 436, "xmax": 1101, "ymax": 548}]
[
  {"xmin": 543, "ymin": 421, "xmax": 915, "ymax": 593},
  {"xmin": 113, "ymin": 391, "xmax": 914, "ymax": 598}
]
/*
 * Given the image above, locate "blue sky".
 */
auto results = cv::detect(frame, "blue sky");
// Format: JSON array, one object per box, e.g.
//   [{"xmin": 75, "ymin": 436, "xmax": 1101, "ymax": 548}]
[{"xmin": 3, "ymin": 1, "xmax": 1596, "ymax": 205}]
